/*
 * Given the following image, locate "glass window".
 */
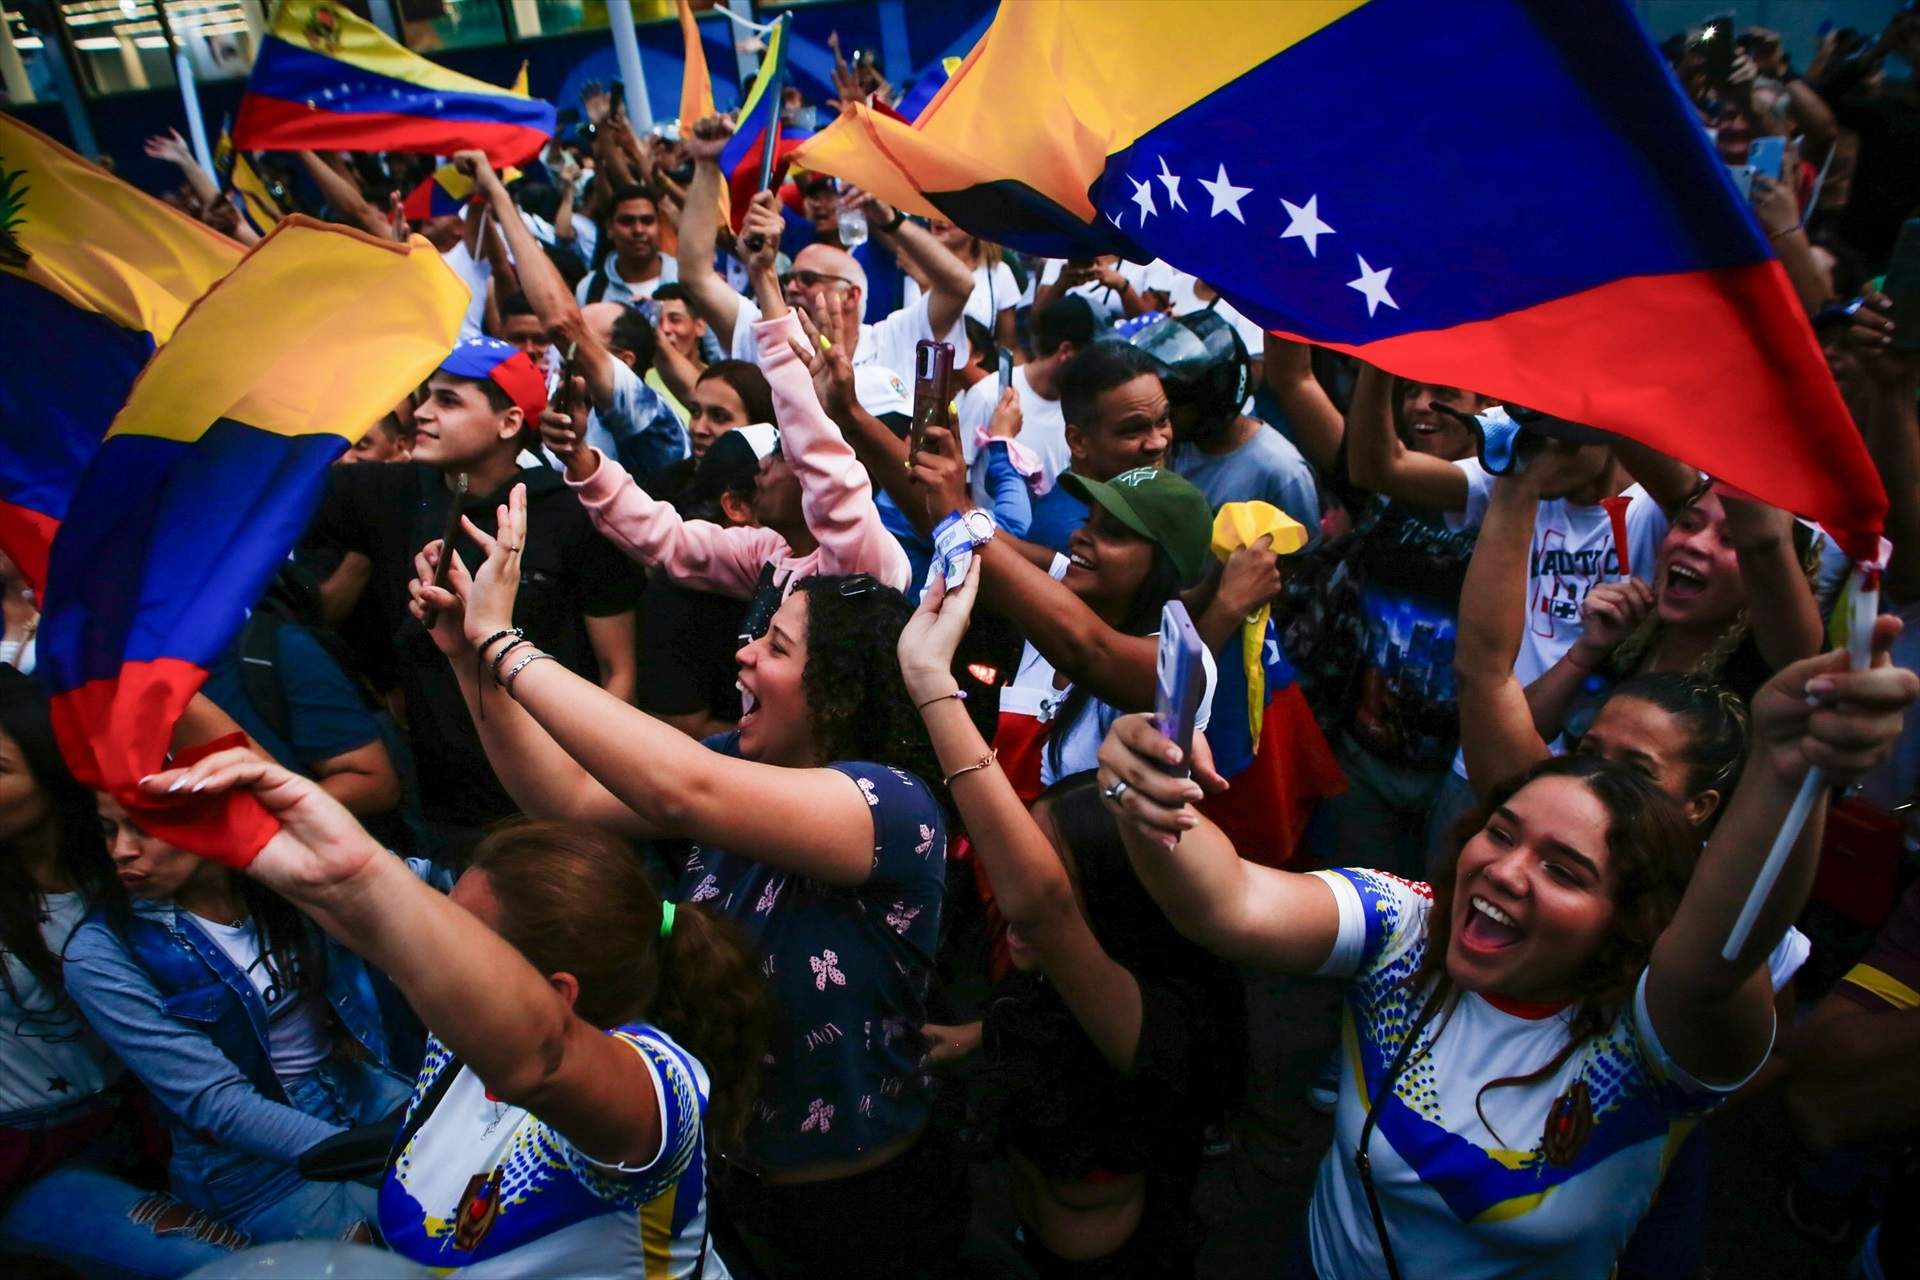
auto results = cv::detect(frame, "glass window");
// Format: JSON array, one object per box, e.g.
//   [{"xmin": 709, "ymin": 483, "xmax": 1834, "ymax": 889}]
[
  {"xmin": 60, "ymin": 0, "xmax": 177, "ymax": 97},
  {"xmin": 164, "ymin": 0, "xmax": 268, "ymax": 81},
  {"xmin": 399, "ymin": 0, "xmax": 507, "ymax": 53},
  {"xmin": 505, "ymin": 0, "xmax": 608, "ymax": 41},
  {"xmin": 1, "ymin": 5, "xmax": 60, "ymax": 106}
]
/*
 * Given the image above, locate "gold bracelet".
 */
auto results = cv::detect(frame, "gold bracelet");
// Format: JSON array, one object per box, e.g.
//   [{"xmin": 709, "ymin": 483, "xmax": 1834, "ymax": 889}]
[{"xmin": 942, "ymin": 748, "xmax": 997, "ymax": 787}]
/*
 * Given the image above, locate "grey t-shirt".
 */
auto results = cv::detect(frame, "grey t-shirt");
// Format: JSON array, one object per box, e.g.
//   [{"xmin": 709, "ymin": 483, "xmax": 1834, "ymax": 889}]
[{"xmin": 1173, "ymin": 422, "xmax": 1320, "ymax": 542}]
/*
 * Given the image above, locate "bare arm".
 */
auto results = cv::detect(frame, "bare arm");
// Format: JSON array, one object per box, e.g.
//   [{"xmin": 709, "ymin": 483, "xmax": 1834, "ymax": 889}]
[
  {"xmin": 1613, "ymin": 438, "xmax": 1700, "ymax": 512},
  {"xmin": 674, "ymin": 117, "xmax": 745, "ymax": 352},
  {"xmin": 585, "ymin": 611, "xmax": 636, "ymax": 703},
  {"xmin": 1455, "ymin": 476, "xmax": 1552, "ymax": 794},
  {"xmin": 1852, "ymin": 305, "xmax": 1920, "ymax": 602},
  {"xmin": 1789, "ymin": 995, "xmax": 1920, "ymax": 1150},
  {"xmin": 1346, "ymin": 364, "xmax": 1468, "ymax": 509},
  {"xmin": 1722, "ymin": 492, "xmax": 1823, "ymax": 670},
  {"xmin": 317, "ymin": 552, "xmax": 371, "ymax": 627},
  {"xmin": 1264, "ymin": 334, "xmax": 1345, "ymax": 473},
  {"xmin": 309, "ymin": 740, "xmax": 402, "ymax": 817},
  {"xmin": 869, "ymin": 195, "xmax": 975, "ymax": 341},
  {"xmin": 296, "ymin": 151, "xmax": 388, "ymax": 238}
]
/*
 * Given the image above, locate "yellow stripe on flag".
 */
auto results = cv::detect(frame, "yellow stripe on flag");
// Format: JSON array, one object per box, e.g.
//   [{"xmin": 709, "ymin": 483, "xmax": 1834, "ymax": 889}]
[
  {"xmin": 106, "ymin": 216, "xmax": 468, "ymax": 446},
  {"xmin": 270, "ymin": 0, "xmax": 539, "ymax": 99}
]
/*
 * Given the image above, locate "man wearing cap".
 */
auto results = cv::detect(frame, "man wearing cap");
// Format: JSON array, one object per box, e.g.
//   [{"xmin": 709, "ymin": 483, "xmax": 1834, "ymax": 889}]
[
  {"xmin": 303, "ymin": 337, "xmax": 640, "ymax": 854},
  {"xmin": 675, "ymin": 116, "xmax": 976, "ymax": 396},
  {"xmin": 458, "ymin": 153, "xmax": 690, "ymax": 490}
]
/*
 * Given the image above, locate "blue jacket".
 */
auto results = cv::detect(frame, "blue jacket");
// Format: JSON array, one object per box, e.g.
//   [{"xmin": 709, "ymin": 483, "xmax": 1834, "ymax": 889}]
[{"xmin": 63, "ymin": 892, "xmax": 423, "ymax": 1194}]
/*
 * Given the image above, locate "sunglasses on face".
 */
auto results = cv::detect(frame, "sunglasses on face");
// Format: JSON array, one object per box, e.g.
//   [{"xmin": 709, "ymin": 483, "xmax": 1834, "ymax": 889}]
[{"xmin": 781, "ymin": 270, "xmax": 857, "ymax": 292}]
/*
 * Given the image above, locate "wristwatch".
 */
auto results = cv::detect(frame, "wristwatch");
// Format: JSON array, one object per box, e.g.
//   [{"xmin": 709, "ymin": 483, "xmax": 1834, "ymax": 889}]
[{"xmin": 959, "ymin": 507, "xmax": 997, "ymax": 545}]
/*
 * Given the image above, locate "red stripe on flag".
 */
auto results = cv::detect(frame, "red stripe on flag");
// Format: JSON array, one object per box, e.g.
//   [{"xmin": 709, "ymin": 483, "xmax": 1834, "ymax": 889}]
[
  {"xmin": 50, "ymin": 658, "xmax": 277, "ymax": 866},
  {"xmin": 235, "ymin": 94, "xmax": 548, "ymax": 167},
  {"xmin": 1302, "ymin": 261, "xmax": 1883, "ymax": 561},
  {"xmin": 0, "ymin": 500, "xmax": 59, "ymax": 600}
]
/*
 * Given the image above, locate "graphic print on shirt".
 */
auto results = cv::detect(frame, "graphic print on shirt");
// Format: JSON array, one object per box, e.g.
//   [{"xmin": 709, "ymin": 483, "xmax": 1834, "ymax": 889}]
[{"xmin": 1529, "ymin": 523, "xmax": 1618, "ymax": 641}]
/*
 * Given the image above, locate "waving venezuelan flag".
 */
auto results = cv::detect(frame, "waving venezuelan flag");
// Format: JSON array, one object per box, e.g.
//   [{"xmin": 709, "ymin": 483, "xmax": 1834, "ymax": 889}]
[
  {"xmin": 40, "ymin": 217, "xmax": 468, "ymax": 861},
  {"xmin": 235, "ymin": 0, "xmax": 554, "ymax": 167},
  {"xmin": 0, "ymin": 116, "xmax": 241, "ymax": 596},
  {"xmin": 794, "ymin": 0, "xmax": 1885, "ymax": 560}
]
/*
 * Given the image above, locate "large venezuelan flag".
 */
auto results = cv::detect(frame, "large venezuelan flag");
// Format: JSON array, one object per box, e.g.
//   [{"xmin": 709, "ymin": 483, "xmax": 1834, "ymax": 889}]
[
  {"xmin": 235, "ymin": 0, "xmax": 554, "ymax": 167},
  {"xmin": 39, "ymin": 216, "xmax": 468, "ymax": 860},
  {"xmin": 794, "ymin": 0, "xmax": 1885, "ymax": 559},
  {"xmin": 0, "ymin": 116, "xmax": 241, "ymax": 597}
]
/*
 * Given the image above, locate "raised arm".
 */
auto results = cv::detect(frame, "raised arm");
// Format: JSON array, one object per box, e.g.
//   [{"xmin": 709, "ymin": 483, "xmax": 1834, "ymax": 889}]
[
  {"xmin": 295, "ymin": 150, "xmax": 388, "ymax": 238},
  {"xmin": 900, "ymin": 566, "xmax": 1145, "ymax": 1071},
  {"xmin": 1096, "ymin": 714, "xmax": 1340, "ymax": 969},
  {"xmin": 143, "ymin": 129, "xmax": 221, "ymax": 214},
  {"xmin": 137, "ymin": 753, "xmax": 666, "ymax": 1168},
  {"xmin": 1613, "ymin": 438, "xmax": 1702, "ymax": 512},
  {"xmin": 1264, "ymin": 334, "xmax": 1345, "ymax": 473},
  {"xmin": 1646, "ymin": 620, "xmax": 1919, "ymax": 1084},
  {"xmin": 1521, "ymin": 577, "xmax": 1652, "ymax": 742},
  {"xmin": 1346, "ymin": 363, "xmax": 1469, "ymax": 510},
  {"xmin": 1455, "ymin": 474, "xmax": 1552, "ymax": 793},
  {"xmin": 674, "ymin": 116, "xmax": 747, "ymax": 352},
  {"xmin": 862, "ymin": 190, "xmax": 974, "ymax": 341},
  {"xmin": 1721, "ymin": 491, "xmax": 1823, "ymax": 670},
  {"xmin": 1852, "ymin": 300, "xmax": 1920, "ymax": 603}
]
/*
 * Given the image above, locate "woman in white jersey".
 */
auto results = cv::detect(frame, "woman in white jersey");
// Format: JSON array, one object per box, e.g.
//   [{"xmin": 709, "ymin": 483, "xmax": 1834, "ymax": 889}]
[
  {"xmin": 1093, "ymin": 620, "xmax": 1916, "ymax": 1280},
  {"xmin": 132, "ymin": 755, "xmax": 766, "ymax": 1278}
]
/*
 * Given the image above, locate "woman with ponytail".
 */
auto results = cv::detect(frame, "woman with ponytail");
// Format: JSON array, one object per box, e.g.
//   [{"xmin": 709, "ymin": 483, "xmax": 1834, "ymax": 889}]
[{"xmin": 132, "ymin": 754, "xmax": 765, "ymax": 1277}]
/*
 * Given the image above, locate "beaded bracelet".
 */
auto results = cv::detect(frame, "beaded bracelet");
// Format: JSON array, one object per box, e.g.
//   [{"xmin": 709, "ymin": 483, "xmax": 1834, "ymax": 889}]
[
  {"xmin": 488, "ymin": 638, "xmax": 531, "ymax": 682},
  {"xmin": 478, "ymin": 627, "xmax": 525, "ymax": 661}
]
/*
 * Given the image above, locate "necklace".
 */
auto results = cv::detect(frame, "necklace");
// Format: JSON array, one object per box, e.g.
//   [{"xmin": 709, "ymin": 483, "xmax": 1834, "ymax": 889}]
[{"xmin": 481, "ymin": 1087, "xmax": 514, "ymax": 1139}]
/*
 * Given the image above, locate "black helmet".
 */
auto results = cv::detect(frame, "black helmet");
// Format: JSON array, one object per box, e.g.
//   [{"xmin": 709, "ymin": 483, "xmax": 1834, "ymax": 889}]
[{"xmin": 1125, "ymin": 310, "xmax": 1249, "ymax": 435}]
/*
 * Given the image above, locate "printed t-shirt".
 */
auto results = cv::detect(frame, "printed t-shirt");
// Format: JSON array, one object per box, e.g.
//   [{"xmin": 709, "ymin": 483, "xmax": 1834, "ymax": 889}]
[
  {"xmin": 1303, "ymin": 868, "xmax": 1756, "ymax": 1280},
  {"xmin": 195, "ymin": 917, "xmax": 331, "ymax": 1082},
  {"xmin": 381, "ymin": 1025, "xmax": 720, "ymax": 1277},
  {"xmin": 0, "ymin": 893, "xmax": 121, "ymax": 1118},
  {"xmin": 680, "ymin": 736, "xmax": 946, "ymax": 1170}
]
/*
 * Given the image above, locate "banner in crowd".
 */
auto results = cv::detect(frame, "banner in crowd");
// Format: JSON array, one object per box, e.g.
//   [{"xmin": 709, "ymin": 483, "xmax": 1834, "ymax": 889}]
[
  {"xmin": 792, "ymin": 0, "xmax": 1886, "ymax": 560},
  {"xmin": 234, "ymin": 0, "xmax": 555, "ymax": 166},
  {"xmin": 39, "ymin": 216, "xmax": 468, "ymax": 860},
  {"xmin": 0, "ymin": 116, "xmax": 242, "ymax": 595}
]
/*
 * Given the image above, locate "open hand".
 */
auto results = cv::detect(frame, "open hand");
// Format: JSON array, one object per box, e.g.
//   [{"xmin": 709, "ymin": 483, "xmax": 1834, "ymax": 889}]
[
  {"xmin": 458, "ymin": 484, "xmax": 529, "ymax": 651},
  {"xmin": 143, "ymin": 128, "xmax": 192, "ymax": 166},
  {"xmin": 897, "ymin": 557, "xmax": 980, "ymax": 697},
  {"xmin": 788, "ymin": 297, "xmax": 857, "ymax": 421}
]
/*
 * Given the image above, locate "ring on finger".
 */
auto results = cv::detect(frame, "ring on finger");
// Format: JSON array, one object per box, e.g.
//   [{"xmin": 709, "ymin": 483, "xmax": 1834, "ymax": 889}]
[{"xmin": 1102, "ymin": 779, "xmax": 1130, "ymax": 802}]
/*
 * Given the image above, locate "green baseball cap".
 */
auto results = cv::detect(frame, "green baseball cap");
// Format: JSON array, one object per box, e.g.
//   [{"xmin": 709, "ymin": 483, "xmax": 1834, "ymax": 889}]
[{"xmin": 1061, "ymin": 466, "xmax": 1214, "ymax": 585}]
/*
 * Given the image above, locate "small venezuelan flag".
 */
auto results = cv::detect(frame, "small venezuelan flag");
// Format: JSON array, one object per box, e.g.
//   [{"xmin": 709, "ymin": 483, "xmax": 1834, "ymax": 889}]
[
  {"xmin": 794, "ymin": 0, "xmax": 1885, "ymax": 562},
  {"xmin": 719, "ymin": 13, "xmax": 796, "ymax": 231},
  {"xmin": 39, "ymin": 216, "xmax": 469, "ymax": 861},
  {"xmin": 235, "ymin": 0, "xmax": 555, "ymax": 167},
  {"xmin": 0, "ymin": 116, "xmax": 240, "ymax": 597},
  {"xmin": 214, "ymin": 128, "xmax": 284, "ymax": 236}
]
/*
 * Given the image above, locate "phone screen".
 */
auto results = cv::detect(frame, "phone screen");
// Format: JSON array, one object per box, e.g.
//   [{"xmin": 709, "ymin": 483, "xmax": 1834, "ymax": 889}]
[
  {"xmin": 997, "ymin": 347, "xmax": 1014, "ymax": 395},
  {"xmin": 1153, "ymin": 601, "xmax": 1206, "ymax": 777},
  {"xmin": 1885, "ymin": 218, "xmax": 1920, "ymax": 354},
  {"xmin": 1748, "ymin": 136, "xmax": 1784, "ymax": 183},
  {"xmin": 1700, "ymin": 13, "xmax": 1736, "ymax": 80}
]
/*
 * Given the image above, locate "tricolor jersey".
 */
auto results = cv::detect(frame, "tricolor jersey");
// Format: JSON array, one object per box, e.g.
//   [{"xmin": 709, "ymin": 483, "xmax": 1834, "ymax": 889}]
[
  {"xmin": 380, "ymin": 1024, "xmax": 723, "ymax": 1278},
  {"xmin": 1305, "ymin": 868, "xmax": 1757, "ymax": 1280}
]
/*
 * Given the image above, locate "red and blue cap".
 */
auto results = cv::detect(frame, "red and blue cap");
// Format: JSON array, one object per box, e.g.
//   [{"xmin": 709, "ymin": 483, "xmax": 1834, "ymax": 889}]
[{"xmin": 440, "ymin": 336, "xmax": 548, "ymax": 421}]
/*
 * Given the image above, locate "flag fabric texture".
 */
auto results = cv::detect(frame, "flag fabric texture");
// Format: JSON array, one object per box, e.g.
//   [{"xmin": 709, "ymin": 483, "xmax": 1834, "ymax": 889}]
[
  {"xmin": 402, "ymin": 163, "xmax": 473, "ymax": 221},
  {"xmin": 677, "ymin": 0, "xmax": 716, "ymax": 129},
  {"xmin": 39, "ymin": 216, "xmax": 469, "ymax": 863},
  {"xmin": 0, "ymin": 116, "xmax": 241, "ymax": 596},
  {"xmin": 895, "ymin": 55, "xmax": 963, "ymax": 124},
  {"xmin": 793, "ymin": 0, "xmax": 1886, "ymax": 560},
  {"xmin": 719, "ymin": 13, "xmax": 793, "ymax": 232},
  {"xmin": 235, "ymin": 0, "xmax": 554, "ymax": 167},
  {"xmin": 214, "ymin": 128, "xmax": 284, "ymax": 236}
]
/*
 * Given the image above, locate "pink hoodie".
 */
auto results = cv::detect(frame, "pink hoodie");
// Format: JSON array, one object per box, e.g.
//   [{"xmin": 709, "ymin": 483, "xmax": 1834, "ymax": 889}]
[{"xmin": 566, "ymin": 310, "xmax": 911, "ymax": 599}]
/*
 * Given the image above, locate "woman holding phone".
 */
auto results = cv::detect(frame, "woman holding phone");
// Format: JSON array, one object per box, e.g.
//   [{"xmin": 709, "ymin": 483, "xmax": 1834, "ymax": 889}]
[
  {"xmin": 903, "ymin": 563, "xmax": 1241, "ymax": 1277},
  {"xmin": 1093, "ymin": 618, "xmax": 1917, "ymax": 1279},
  {"xmin": 407, "ymin": 484, "xmax": 964, "ymax": 1279}
]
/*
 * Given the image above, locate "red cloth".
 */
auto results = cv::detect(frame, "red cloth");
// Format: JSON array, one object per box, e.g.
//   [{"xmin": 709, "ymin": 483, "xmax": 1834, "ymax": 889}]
[{"xmin": 1198, "ymin": 683, "xmax": 1346, "ymax": 869}]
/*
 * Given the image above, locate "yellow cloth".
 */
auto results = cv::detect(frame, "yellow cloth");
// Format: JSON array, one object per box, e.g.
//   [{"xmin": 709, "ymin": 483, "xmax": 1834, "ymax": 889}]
[{"xmin": 1211, "ymin": 502, "xmax": 1309, "ymax": 748}]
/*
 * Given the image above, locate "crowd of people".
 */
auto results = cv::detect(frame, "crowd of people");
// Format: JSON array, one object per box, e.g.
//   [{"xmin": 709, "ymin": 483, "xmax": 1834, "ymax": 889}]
[{"xmin": 3, "ymin": 12, "xmax": 1920, "ymax": 1278}]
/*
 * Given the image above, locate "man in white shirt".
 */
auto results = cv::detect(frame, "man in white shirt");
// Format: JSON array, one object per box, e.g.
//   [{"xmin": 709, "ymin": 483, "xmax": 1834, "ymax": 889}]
[
  {"xmin": 955, "ymin": 294, "xmax": 1096, "ymax": 490},
  {"xmin": 673, "ymin": 115, "xmax": 976, "ymax": 394},
  {"xmin": 1030, "ymin": 256, "xmax": 1172, "ymax": 323},
  {"xmin": 574, "ymin": 186, "xmax": 679, "ymax": 307}
]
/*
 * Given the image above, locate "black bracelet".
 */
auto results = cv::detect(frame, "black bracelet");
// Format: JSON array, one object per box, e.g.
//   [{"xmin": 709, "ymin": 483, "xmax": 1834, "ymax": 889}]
[
  {"xmin": 478, "ymin": 627, "xmax": 525, "ymax": 661},
  {"xmin": 880, "ymin": 207, "xmax": 907, "ymax": 234},
  {"xmin": 489, "ymin": 638, "xmax": 532, "ymax": 682}
]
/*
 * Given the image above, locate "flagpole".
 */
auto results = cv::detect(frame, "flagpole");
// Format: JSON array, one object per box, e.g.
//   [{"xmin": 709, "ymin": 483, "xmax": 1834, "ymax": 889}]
[
  {"xmin": 173, "ymin": 48, "xmax": 217, "ymax": 180},
  {"xmin": 755, "ymin": 17, "xmax": 788, "ymax": 195},
  {"xmin": 607, "ymin": 0, "xmax": 656, "ymax": 134}
]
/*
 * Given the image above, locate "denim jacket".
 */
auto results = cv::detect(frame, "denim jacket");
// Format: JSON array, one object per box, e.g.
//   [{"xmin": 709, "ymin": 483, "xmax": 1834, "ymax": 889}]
[{"xmin": 62, "ymin": 893, "xmax": 423, "ymax": 1207}]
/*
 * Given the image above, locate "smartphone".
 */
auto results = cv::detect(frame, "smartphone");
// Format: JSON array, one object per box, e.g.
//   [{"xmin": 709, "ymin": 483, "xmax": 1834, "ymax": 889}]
[
  {"xmin": 1884, "ymin": 218, "xmax": 1920, "ymax": 355},
  {"xmin": 608, "ymin": 80, "xmax": 626, "ymax": 122},
  {"xmin": 1700, "ymin": 13, "xmax": 1736, "ymax": 80},
  {"xmin": 1748, "ymin": 136, "xmax": 1785, "ymax": 184},
  {"xmin": 420, "ymin": 472, "xmax": 470, "ymax": 629},
  {"xmin": 1726, "ymin": 163, "xmax": 1757, "ymax": 201},
  {"xmin": 996, "ymin": 346, "xmax": 1015, "ymax": 395},
  {"xmin": 909, "ymin": 339, "xmax": 955, "ymax": 462},
  {"xmin": 1153, "ymin": 601, "xmax": 1206, "ymax": 777}
]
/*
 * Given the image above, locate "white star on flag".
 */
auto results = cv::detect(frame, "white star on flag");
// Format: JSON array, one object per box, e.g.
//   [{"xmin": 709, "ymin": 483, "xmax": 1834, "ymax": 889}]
[
  {"xmin": 1128, "ymin": 175, "xmax": 1157, "ymax": 223},
  {"xmin": 1347, "ymin": 255, "xmax": 1398, "ymax": 316},
  {"xmin": 1280, "ymin": 195, "xmax": 1334, "ymax": 257},
  {"xmin": 1198, "ymin": 163, "xmax": 1252, "ymax": 223},
  {"xmin": 1156, "ymin": 156, "xmax": 1185, "ymax": 211}
]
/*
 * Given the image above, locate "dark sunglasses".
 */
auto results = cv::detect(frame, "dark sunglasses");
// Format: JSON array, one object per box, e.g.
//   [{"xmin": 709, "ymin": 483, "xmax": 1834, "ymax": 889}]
[{"xmin": 781, "ymin": 269, "xmax": 857, "ymax": 292}]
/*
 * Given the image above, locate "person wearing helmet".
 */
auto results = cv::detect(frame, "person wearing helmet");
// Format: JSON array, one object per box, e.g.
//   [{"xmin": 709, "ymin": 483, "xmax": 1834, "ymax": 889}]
[{"xmin": 1132, "ymin": 312, "xmax": 1320, "ymax": 542}]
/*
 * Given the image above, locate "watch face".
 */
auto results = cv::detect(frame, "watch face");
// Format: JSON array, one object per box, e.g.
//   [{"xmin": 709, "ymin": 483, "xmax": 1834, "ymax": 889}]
[{"xmin": 963, "ymin": 510, "xmax": 996, "ymax": 542}]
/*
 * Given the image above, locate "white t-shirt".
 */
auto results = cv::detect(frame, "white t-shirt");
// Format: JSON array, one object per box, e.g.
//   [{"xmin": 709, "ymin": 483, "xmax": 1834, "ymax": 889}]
[
  {"xmin": 1035, "ymin": 258, "xmax": 1174, "ymax": 322},
  {"xmin": 1305, "ymin": 868, "xmax": 1756, "ymax": 1280},
  {"xmin": 381, "ymin": 1027, "xmax": 722, "ymax": 1278},
  {"xmin": 0, "ymin": 892, "xmax": 120, "ymax": 1118},
  {"xmin": 956, "ymin": 364, "xmax": 1068, "ymax": 487},
  {"xmin": 1449, "ymin": 459, "xmax": 1670, "ymax": 689},
  {"xmin": 903, "ymin": 260, "xmax": 1020, "ymax": 329},
  {"xmin": 441, "ymin": 241, "xmax": 492, "ymax": 342},
  {"xmin": 729, "ymin": 293, "xmax": 968, "ymax": 391},
  {"xmin": 197, "ymin": 917, "xmax": 331, "ymax": 1082}
]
